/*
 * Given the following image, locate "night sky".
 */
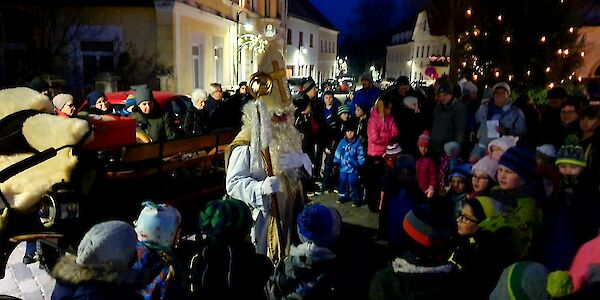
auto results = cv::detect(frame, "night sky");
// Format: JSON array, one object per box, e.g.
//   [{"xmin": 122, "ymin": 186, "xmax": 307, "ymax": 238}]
[{"xmin": 309, "ymin": 0, "xmax": 430, "ymax": 70}]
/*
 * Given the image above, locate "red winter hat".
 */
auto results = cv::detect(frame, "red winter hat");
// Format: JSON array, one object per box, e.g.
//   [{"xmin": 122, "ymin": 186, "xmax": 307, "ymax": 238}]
[{"xmin": 418, "ymin": 130, "xmax": 431, "ymax": 147}]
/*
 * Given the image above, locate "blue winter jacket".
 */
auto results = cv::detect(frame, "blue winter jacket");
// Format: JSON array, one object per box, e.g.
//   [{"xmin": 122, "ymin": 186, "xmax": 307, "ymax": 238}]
[{"xmin": 334, "ymin": 137, "xmax": 365, "ymax": 174}]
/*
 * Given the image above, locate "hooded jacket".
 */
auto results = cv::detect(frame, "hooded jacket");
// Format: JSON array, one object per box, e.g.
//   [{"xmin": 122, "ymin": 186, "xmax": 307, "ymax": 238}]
[
  {"xmin": 51, "ymin": 256, "xmax": 144, "ymax": 300},
  {"xmin": 267, "ymin": 242, "xmax": 338, "ymax": 300}
]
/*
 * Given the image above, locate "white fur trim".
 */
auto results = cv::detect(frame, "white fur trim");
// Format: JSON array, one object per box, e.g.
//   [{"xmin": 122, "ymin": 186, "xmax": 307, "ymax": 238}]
[
  {"xmin": 0, "ymin": 114, "xmax": 89, "ymax": 211},
  {"xmin": 0, "ymin": 87, "xmax": 53, "ymax": 119}
]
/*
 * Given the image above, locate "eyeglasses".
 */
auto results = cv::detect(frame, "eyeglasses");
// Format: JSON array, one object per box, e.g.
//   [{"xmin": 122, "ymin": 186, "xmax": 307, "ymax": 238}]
[
  {"xmin": 457, "ymin": 214, "xmax": 478, "ymax": 224},
  {"xmin": 472, "ymin": 175, "xmax": 489, "ymax": 181}
]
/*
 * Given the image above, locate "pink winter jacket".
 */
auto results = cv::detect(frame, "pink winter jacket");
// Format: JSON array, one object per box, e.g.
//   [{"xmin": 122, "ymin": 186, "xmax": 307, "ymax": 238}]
[
  {"xmin": 416, "ymin": 156, "xmax": 437, "ymax": 194},
  {"xmin": 367, "ymin": 108, "xmax": 399, "ymax": 156}
]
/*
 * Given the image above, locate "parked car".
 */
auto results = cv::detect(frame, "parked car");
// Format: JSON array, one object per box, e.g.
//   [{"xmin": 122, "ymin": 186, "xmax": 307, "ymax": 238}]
[{"xmin": 105, "ymin": 90, "xmax": 192, "ymax": 131}]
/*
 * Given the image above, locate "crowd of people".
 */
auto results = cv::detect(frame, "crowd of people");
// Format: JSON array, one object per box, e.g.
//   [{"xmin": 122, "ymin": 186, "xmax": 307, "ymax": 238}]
[
  {"xmin": 288, "ymin": 73, "xmax": 600, "ymax": 299},
  {"xmin": 14, "ymin": 69, "xmax": 600, "ymax": 300},
  {"xmin": 26, "ymin": 77, "xmax": 253, "ymax": 144}
]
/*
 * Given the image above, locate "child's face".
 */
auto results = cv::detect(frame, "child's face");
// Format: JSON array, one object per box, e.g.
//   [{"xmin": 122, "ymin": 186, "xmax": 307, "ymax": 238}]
[
  {"xmin": 418, "ymin": 146, "xmax": 428, "ymax": 156},
  {"xmin": 580, "ymin": 117, "xmax": 599, "ymax": 133},
  {"xmin": 497, "ymin": 165, "xmax": 524, "ymax": 190},
  {"xmin": 558, "ymin": 164, "xmax": 584, "ymax": 176},
  {"xmin": 456, "ymin": 204, "xmax": 479, "ymax": 236},
  {"xmin": 450, "ymin": 176, "xmax": 467, "ymax": 194},
  {"xmin": 340, "ymin": 113, "xmax": 349, "ymax": 121},
  {"xmin": 324, "ymin": 94, "xmax": 333, "ymax": 105},
  {"xmin": 490, "ymin": 145, "xmax": 504, "ymax": 161},
  {"xmin": 471, "ymin": 170, "xmax": 490, "ymax": 193},
  {"xmin": 345, "ymin": 130, "xmax": 355, "ymax": 140},
  {"xmin": 355, "ymin": 106, "xmax": 364, "ymax": 117}
]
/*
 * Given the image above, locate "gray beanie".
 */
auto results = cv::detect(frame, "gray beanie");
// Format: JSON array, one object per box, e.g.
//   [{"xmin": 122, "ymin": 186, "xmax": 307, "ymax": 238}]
[
  {"xmin": 76, "ymin": 220, "xmax": 137, "ymax": 267},
  {"xmin": 135, "ymin": 87, "xmax": 152, "ymax": 105}
]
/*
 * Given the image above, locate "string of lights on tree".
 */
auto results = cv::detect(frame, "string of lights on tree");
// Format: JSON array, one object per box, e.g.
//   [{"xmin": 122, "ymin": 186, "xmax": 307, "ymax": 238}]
[{"xmin": 456, "ymin": 0, "xmax": 585, "ymax": 90}]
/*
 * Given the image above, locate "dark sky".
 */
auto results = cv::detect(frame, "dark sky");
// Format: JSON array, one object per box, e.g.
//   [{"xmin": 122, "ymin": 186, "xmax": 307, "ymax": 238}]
[{"xmin": 309, "ymin": 0, "xmax": 429, "ymax": 69}]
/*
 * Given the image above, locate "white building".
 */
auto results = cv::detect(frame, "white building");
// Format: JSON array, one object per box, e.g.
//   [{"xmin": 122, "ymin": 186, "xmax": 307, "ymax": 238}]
[
  {"xmin": 385, "ymin": 10, "xmax": 450, "ymax": 86},
  {"xmin": 284, "ymin": 0, "xmax": 339, "ymax": 83}
]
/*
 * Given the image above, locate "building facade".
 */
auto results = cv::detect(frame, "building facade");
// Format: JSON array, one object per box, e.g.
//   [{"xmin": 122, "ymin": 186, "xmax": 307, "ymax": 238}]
[
  {"xmin": 0, "ymin": 0, "xmax": 285, "ymax": 94},
  {"xmin": 385, "ymin": 10, "xmax": 450, "ymax": 86},
  {"xmin": 284, "ymin": 0, "xmax": 338, "ymax": 83}
]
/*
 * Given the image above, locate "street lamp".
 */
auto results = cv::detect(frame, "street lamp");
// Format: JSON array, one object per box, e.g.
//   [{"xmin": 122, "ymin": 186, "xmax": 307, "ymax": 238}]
[{"xmin": 236, "ymin": 10, "xmax": 253, "ymax": 83}]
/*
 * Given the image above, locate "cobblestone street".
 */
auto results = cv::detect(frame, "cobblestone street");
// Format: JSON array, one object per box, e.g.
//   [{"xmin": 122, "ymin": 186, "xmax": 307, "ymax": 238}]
[{"xmin": 0, "ymin": 242, "xmax": 55, "ymax": 300}]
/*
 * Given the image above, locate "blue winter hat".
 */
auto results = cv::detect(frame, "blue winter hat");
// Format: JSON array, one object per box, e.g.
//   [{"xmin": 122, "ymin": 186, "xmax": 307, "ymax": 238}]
[
  {"xmin": 499, "ymin": 146, "xmax": 537, "ymax": 181},
  {"xmin": 87, "ymin": 91, "xmax": 105, "ymax": 107},
  {"xmin": 297, "ymin": 204, "xmax": 342, "ymax": 247},
  {"xmin": 449, "ymin": 163, "xmax": 472, "ymax": 181}
]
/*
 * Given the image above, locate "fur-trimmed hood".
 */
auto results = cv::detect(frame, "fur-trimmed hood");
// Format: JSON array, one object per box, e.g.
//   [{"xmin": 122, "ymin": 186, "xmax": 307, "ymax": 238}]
[{"xmin": 52, "ymin": 255, "xmax": 135, "ymax": 285}]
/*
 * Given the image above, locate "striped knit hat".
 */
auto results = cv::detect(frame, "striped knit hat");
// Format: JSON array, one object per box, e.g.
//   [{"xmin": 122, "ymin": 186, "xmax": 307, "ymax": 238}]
[
  {"xmin": 297, "ymin": 204, "xmax": 342, "ymax": 247},
  {"xmin": 199, "ymin": 199, "xmax": 252, "ymax": 242},
  {"xmin": 490, "ymin": 261, "xmax": 550, "ymax": 300},
  {"xmin": 499, "ymin": 146, "xmax": 537, "ymax": 181},
  {"xmin": 465, "ymin": 196, "xmax": 506, "ymax": 222},
  {"xmin": 403, "ymin": 205, "xmax": 451, "ymax": 249},
  {"xmin": 555, "ymin": 135, "xmax": 586, "ymax": 167},
  {"xmin": 338, "ymin": 104, "xmax": 351, "ymax": 116}
]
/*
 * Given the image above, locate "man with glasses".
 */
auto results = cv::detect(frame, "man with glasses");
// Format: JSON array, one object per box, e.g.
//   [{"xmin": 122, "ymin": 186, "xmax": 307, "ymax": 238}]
[
  {"xmin": 205, "ymin": 83, "xmax": 225, "ymax": 118},
  {"xmin": 554, "ymin": 99, "xmax": 582, "ymax": 148}
]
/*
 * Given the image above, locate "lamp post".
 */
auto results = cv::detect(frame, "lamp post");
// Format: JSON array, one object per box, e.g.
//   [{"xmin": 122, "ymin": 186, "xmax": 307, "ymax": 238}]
[{"xmin": 236, "ymin": 10, "xmax": 253, "ymax": 83}]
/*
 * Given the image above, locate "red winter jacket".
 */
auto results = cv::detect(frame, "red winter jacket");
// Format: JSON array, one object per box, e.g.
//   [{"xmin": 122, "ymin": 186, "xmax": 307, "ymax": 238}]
[
  {"xmin": 416, "ymin": 156, "xmax": 437, "ymax": 194},
  {"xmin": 367, "ymin": 108, "xmax": 399, "ymax": 156}
]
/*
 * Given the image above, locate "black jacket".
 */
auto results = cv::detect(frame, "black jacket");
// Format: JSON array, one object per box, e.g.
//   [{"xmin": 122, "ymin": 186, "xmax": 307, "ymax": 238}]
[{"xmin": 183, "ymin": 105, "xmax": 209, "ymax": 136}]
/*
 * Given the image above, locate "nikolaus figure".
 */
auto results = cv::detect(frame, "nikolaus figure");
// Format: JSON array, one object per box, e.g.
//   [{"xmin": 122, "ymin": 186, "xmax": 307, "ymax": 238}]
[{"xmin": 225, "ymin": 46, "xmax": 312, "ymax": 260}]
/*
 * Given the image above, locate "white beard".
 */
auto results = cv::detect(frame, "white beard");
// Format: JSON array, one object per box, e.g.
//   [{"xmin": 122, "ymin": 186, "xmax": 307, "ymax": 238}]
[{"xmin": 241, "ymin": 101, "xmax": 304, "ymax": 196}]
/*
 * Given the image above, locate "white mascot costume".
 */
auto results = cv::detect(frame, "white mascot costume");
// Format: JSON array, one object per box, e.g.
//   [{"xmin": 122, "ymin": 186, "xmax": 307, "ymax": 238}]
[
  {"xmin": 226, "ymin": 46, "xmax": 312, "ymax": 260},
  {"xmin": 0, "ymin": 87, "xmax": 90, "ymax": 228}
]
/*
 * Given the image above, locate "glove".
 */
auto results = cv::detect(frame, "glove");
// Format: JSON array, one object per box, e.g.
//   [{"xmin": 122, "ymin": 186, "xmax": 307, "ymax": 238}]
[
  {"xmin": 278, "ymin": 151, "xmax": 303, "ymax": 170},
  {"xmin": 262, "ymin": 176, "xmax": 281, "ymax": 195}
]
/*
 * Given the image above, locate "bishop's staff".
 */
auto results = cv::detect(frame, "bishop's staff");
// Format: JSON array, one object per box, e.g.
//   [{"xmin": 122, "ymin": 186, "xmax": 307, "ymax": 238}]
[{"xmin": 247, "ymin": 60, "xmax": 289, "ymax": 263}]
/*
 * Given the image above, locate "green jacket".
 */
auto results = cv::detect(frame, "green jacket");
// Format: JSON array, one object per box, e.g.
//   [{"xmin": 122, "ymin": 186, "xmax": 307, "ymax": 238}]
[{"xmin": 131, "ymin": 110, "xmax": 176, "ymax": 142}]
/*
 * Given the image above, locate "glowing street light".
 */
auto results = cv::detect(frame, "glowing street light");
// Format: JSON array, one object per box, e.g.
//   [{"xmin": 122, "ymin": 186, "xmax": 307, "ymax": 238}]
[
  {"xmin": 466, "ymin": 8, "xmax": 472, "ymax": 16},
  {"xmin": 494, "ymin": 71, "xmax": 500, "ymax": 78},
  {"xmin": 497, "ymin": 15, "xmax": 503, "ymax": 22},
  {"xmin": 545, "ymin": 67, "xmax": 551, "ymax": 73},
  {"xmin": 540, "ymin": 36, "xmax": 547, "ymax": 43}
]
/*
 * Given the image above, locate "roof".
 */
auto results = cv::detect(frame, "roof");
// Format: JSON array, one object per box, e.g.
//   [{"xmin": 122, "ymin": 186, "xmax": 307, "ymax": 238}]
[{"xmin": 289, "ymin": 0, "xmax": 337, "ymax": 31}]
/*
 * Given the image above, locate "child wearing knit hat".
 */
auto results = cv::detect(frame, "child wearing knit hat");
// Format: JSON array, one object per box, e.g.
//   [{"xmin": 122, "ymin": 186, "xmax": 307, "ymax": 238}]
[
  {"xmin": 51, "ymin": 221, "xmax": 142, "ymax": 299},
  {"xmin": 490, "ymin": 261, "xmax": 551, "ymax": 300},
  {"xmin": 551, "ymin": 135, "xmax": 600, "ymax": 247},
  {"xmin": 190, "ymin": 199, "xmax": 273, "ymax": 299},
  {"xmin": 132, "ymin": 201, "xmax": 185, "ymax": 300},
  {"xmin": 468, "ymin": 156, "xmax": 498, "ymax": 199},
  {"xmin": 267, "ymin": 204, "xmax": 341, "ymax": 299},
  {"xmin": 370, "ymin": 204, "xmax": 459, "ymax": 299},
  {"xmin": 481, "ymin": 146, "xmax": 543, "ymax": 262},
  {"xmin": 446, "ymin": 163, "xmax": 473, "ymax": 217},
  {"xmin": 450, "ymin": 197, "xmax": 510, "ymax": 298},
  {"xmin": 438, "ymin": 141, "xmax": 463, "ymax": 194},
  {"xmin": 488, "ymin": 136, "xmax": 519, "ymax": 161},
  {"xmin": 416, "ymin": 130, "xmax": 437, "ymax": 198}
]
